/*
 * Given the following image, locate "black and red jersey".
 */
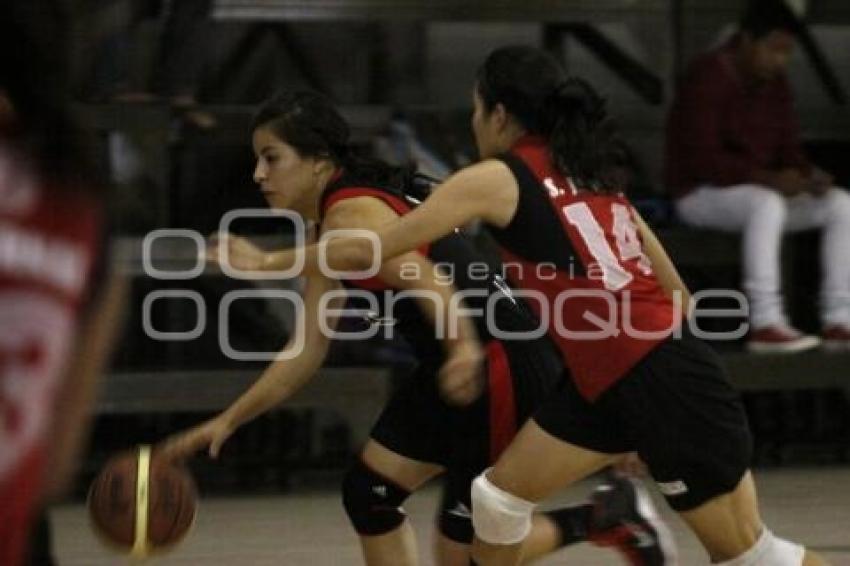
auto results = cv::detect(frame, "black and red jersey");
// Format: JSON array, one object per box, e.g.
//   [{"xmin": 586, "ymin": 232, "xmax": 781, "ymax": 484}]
[
  {"xmin": 319, "ymin": 170, "xmax": 546, "ymax": 360},
  {"xmin": 319, "ymin": 171, "xmax": 563, "ymax": 460},
  {"xmin": 490, "ymin": 136, "xmax": 681, "ymax": 401}
]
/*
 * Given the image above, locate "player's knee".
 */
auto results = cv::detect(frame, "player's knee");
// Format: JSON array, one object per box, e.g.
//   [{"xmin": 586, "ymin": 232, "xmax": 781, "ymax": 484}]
[
  {"xmin": 341, "ymin": 459, "xmax": 411, "ymax": 536},
  {"xmin": 715, "ymin": 527, "xmax": 805, "ymax": 566},
  {"xmin": 470, "ymin": 470, "xmax": 535, "ymax": 545}
]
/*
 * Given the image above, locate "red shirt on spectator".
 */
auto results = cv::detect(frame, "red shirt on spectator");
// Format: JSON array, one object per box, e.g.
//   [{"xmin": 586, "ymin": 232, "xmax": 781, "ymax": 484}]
[{"xmin": 666, "ymin": 38, "xmax": 810, "ymax": 197}]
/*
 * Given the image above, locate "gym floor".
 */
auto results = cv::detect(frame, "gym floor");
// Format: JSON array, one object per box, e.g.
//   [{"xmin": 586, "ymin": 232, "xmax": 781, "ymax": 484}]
[{"xmin": 53, "ymin": 467, "xmax": 850, "ymax": 565}]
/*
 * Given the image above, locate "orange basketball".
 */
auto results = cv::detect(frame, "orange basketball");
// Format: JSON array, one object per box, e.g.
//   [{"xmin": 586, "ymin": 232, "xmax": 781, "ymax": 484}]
[{"xmin": 87, "ymin": 446, "xmax": 197, "ymax": 556}]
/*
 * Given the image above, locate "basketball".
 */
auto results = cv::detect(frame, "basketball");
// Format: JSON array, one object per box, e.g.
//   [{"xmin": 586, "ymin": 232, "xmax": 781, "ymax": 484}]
[{"xmin": 87, "ymin": 446, "xmax": 197, "ymax": 557}]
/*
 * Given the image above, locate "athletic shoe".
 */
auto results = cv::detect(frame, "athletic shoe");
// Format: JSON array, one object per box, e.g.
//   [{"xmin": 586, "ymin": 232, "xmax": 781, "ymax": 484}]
[
  {"xmin": 747, "ymin": 325, "xmax": 821, "ymax": 354},
  {"xmin": 589, "ymin": 475, "xmax": 677, "ymax": 565},
  {"xmin": 822, "ymin": 325, "xmax": 850, "ymax": 352}
]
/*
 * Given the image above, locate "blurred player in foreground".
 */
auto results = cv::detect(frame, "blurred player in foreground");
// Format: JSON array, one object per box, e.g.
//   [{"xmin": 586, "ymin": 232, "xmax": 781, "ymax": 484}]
[{"xmin": 0, "ymin": 2, "xmax": 124, "ymax": 565}]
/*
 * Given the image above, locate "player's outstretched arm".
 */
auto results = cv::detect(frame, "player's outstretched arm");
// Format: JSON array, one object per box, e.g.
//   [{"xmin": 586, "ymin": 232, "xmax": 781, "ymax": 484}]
[
  {"xmin": 206, "ymin": 231, "xmax": 323, "ymax": 276},
  {"xmin": 159, "ymin": 275, "xmax": 343, "ymax": 461},
  {"xmin": 328, "ymin": 160, "xmax": 520, "ymax": 269},
  {"xmin": 222, "ymin": 160, "xmax": 521, "ymax": 277}
]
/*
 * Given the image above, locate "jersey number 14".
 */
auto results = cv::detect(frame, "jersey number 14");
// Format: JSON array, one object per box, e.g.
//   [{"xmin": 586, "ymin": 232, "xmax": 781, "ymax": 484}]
[{"xmin": 563, "ymin": 202, "xmax": 652, "ymax": 291}]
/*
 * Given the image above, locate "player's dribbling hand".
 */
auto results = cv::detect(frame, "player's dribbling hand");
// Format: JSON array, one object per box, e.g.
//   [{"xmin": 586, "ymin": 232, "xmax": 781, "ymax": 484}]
[
  {"xmin": 158, "ymin": 416, "xmax": 235, "ymax": 462},
  {"xmin": 205, "ymin": 232, "xmax": 269, "ymax": 271},
  {"xmin": 438, "ymin": 341, "xmax": 485, "ymax": 406}
]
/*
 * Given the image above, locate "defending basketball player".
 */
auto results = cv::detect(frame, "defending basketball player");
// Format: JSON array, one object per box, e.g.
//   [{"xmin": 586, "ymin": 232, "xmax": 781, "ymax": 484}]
[{"xmin": 366, "ymin": 46, "xmax": 830, "ymax": 566}]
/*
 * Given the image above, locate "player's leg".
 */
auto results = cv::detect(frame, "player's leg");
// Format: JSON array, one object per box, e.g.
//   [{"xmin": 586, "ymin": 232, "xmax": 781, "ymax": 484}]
[
  {"xmin": 435, "ymin": 533, "xmax": 472, "ymax": 566},
  {"xmin": 633, "ymin": 329, "xmax": 826, "ymax": 565},
  {"xmin": 676, "ymin": 471, "xmax": 831, "ymax": 565},
  {"xmin": 437, "ymin": 502, "xmax": 606, "ymax": 565},
  {"xmin": 344, "ymin": 368, "xmax": 451, "ymax": 566},
  {"xmin": 344, "ymin": 439, "xmax": 443, "ymax": 566},
  {"xmin": 471, "ymin": 365, "xmax": 682, "ymax": 566},
  {"xmin": 436, "ymin": 514, "xmax": 570, "ymax": 566},
  {"xmin": 520, "ymin": 511, "xmax": 590, "ymax": 563},
  {"xmin": 434, "ymin": 469, "xmax": 596, "ymax": 566},
  {"xmin": 434, "ymin": 473, "xmax": 476, "ymax": 566},
  {"xmin": 523, "ymin": 478, "xmax": 677, "ymax": 564},
  {"xmin": 465, "ymin": 339, "xmax": 636, "ymax": 566},
  {"xmin": 677, "ymin": 471, "xmax": 762, "ymax": 560},
  {"xmin": 628, "ymin": 332, "xmax": 759, "ymax": 562},
  {"xmin": 471, "ymin": 419, "xmax": 620, "ymax": 566}
]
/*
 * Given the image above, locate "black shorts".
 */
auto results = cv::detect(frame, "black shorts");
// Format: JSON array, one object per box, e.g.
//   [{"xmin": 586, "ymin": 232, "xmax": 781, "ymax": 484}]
[
  {"xmin": 533, "ymin": 327, "xmax": 752, "ymax": 512},
  {"xmin": 370, "ymin": 361, "xmax": 490, "ymax": 471},
  {"xmin": 370, "ymin": 335, "xmax": 563, "ymax": 542}
]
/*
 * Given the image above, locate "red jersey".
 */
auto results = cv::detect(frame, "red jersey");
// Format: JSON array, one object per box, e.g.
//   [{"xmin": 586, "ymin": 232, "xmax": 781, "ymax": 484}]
[
  {"xmin": 0, "ymin": 146, "xmax": 104, "ymax": 566},
  {"xmin": 490, "ymin": 136, "xmax": 681, "ymax": 400}
]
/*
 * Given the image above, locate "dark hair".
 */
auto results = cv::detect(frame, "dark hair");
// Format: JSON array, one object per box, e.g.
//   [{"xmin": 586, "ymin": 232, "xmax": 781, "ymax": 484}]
[
  {"xmin": 0, "ymin": 0, "xmax": 101, "ymax": 194},
  {"xmin": 476, "ymin": 46, "xmax": 628, "ymax": 192},
  {"xmin": 740, "ymin": 0, "xmax": 801, "ymax": 39},
  {"xmin": 252, "ymin": 90, "xmax": 414, "ymax": 190}
]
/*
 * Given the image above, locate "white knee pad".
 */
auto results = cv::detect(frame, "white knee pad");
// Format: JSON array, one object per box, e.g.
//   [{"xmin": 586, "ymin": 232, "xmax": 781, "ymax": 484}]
[
  {"xmin": 470, "ymin": 470, "xmax": 536, "ymax": 545},
  {"xmin": 715, "ymin": 527, "xmax": 805, "ymax": 566}
]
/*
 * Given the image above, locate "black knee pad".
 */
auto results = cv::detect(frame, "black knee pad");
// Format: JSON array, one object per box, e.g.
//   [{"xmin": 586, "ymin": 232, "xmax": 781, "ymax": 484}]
[
  {"xmin": 438, "ymin": 507, "xmax": 474, "ymax": 544},
  {"xmin": 342, "ymin": 459, "xmax": 411, "ymax": 536}
]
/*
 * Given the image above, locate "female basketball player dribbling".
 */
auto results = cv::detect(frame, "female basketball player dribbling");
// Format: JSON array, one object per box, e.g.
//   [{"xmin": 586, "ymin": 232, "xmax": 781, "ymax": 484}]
[
  {"xmin": 161, "ymin": 91, "xmax": 674, "ymax": 565},
  {"xmin": 245, "ymin": 47, "xmax": 828, "ymax": 566}
]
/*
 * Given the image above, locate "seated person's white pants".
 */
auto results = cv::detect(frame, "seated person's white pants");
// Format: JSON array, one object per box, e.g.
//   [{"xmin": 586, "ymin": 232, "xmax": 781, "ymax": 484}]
[{"xmin": 676, "ymin": 184, "xmax": 850, "ymax": 329}]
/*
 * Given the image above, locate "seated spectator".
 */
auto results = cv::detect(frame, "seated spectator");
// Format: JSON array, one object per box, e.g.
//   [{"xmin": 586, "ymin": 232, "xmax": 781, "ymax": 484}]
[{"xmin": 666, "ymin": 0, "xmax": 850, "ymax": 353}]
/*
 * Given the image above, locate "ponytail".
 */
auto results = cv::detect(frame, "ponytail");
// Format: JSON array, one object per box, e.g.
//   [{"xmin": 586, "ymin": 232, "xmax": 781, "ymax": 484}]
[
  {"xmin": 476, "ymin": 46, "xmax": 630, "ymax": 193},
  {"xmin": 544, "ymin": 78, "xmax": 628, "ymax": 192},
  {"xmin": 336, "ymin": 148, "xmax": 418, "ymax": 193}
]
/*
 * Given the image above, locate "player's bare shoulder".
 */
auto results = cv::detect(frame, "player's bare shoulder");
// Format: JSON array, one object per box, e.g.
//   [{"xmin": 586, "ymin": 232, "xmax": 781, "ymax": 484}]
[{"xmin": 451, "ymin": 159, "xmax": 519, "ymax": 228}]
